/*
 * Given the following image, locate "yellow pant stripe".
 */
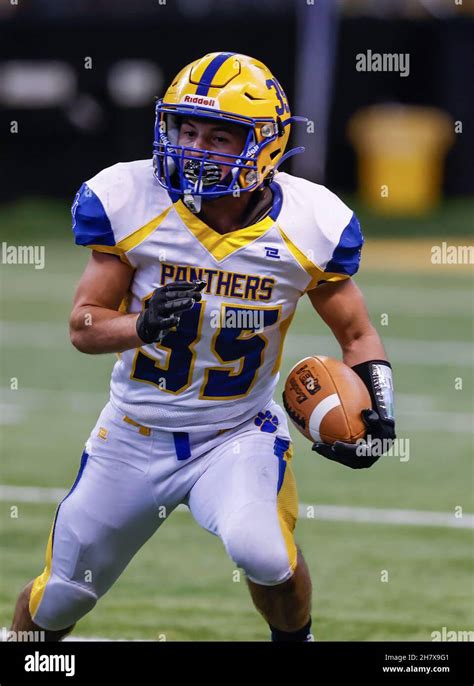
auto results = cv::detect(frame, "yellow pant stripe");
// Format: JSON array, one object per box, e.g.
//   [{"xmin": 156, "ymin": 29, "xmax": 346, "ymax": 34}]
[
  {"xmin": 29, "ymin": 523, "xmax": 54, "ymax": 618},
  {"xmin": 276, "ymin": 444, "xmax": 299, "ymax": 574}
]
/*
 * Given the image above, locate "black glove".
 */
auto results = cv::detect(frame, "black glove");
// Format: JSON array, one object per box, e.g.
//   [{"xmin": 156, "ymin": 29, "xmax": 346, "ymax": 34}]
[
  {"xmin": 136, "ymin": 279, "xmax": 206, "ymax": 344},
  {"xmin": 312, "ymin": 360, "xmax": 396, "ymax": 470},
  {"xmin": 312, "ymin": 409, "xmax": 396, "ymax": 469}
]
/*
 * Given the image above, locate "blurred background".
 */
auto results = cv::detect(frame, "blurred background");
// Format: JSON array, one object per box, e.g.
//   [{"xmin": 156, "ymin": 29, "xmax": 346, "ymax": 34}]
[
  {"xmin": 1, "ymin": 0, "xmax": 474, "ymax": 215},
  {"xmin": 1, "ymin": 0, "xmax": 473, "ymax": 641}
]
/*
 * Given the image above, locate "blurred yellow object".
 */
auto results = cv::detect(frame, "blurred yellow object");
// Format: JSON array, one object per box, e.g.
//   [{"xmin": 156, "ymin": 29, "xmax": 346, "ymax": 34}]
[{"xmin": 348, "ymin": 105, "xmax": 454, "ymax": 215}]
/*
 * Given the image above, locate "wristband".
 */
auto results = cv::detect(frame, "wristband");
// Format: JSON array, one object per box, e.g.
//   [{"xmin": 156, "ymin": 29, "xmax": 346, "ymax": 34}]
[{"xmin": 351, "ymin": 360, "xmax": 394, "ymax": 421}]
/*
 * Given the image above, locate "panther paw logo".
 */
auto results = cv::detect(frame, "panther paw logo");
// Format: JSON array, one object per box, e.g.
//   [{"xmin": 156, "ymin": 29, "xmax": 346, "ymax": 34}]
[{"xmin": 254, "ymin": 411, "xmax": 279, "ymax": 433}]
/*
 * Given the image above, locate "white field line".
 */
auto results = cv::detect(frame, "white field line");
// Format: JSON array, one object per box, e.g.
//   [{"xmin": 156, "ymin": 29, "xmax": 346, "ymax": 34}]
[
  {"xmin": 63, "ymin": 636, "xmax": 154, "ymax": 642},
  {"xmin": 0, "ymin": 389, "xmax": 435, "ymax": 409},
  {"xmin": 2, "ymin": 273, "xmax": 473, "ymax": 314},
  {"xmin": 357, "ymin": 288, "xmax": 474, "ymax": 317},
  {"xmin": 1, "ymin": 320, "xmax": 472, "ymax": 367},
  {"xmin": 2, "ymin": 388, "xmax": 472, "ymax": 432},
  {"xmin": 0, "ymin": 484, "xmax": 471, "ymax": 529},
  {"xmin": 395, "ymin": 409, "xmax": 473, "ymax": 432},
  {"xmin": 0, "ymin": 388, "xmax": 108, "ymax": 410},
  {"xmin": 0, "ymin": 634, "xmax": 153, "ymax": 642},
  {"xmin": 0, "ymin": 279, "xmax": 75, "ymax": 301},
  {"xmin": 285, "ymin": 333, "xmax": 474, "ymax": 367}
]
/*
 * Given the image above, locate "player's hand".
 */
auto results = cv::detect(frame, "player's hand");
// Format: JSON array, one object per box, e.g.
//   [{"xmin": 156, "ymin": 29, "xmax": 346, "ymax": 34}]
[
  {"xmin": 312, "ymin": 409, "xmax": 396, "ymax": 469},
  {"xmin": 136, "ymin": 279, "xmax": 206, "ymax": 344}
]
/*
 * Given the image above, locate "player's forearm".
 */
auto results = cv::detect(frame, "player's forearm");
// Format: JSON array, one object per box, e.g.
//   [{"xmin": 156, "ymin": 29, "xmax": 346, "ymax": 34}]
[
  {"xmin": 70, "ymin": 306, "xmax": 142, "ymax": 354},
  {"xmin": 339, "ymin": 325, "xmax": 388, "ymax": 367}
]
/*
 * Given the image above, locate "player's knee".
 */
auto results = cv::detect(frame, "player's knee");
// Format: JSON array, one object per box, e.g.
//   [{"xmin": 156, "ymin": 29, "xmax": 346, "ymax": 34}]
[
  {"xmin": 31, "ymin": 574, "xmax": 97, "ymax": 632},
  {"xmin": 224, "ymin": 513, "xmax": 293, "ymax": 586},
  {"xmin": 227, "ymin": 534, "xmax": 292, "ymax": 585}
]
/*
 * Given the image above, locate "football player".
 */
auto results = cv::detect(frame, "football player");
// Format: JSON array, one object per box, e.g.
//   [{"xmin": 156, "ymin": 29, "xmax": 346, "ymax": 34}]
[{"xmin": 11, "ymin": 52, "xmax": 395, "ymax": 642}]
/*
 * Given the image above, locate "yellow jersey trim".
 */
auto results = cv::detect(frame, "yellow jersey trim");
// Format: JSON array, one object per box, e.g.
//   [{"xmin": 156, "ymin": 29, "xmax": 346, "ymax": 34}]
[
  {"xmin": 88, "ymin": 244, "xmax": 131, "ymax": 266},
  {"xmin": 174, "ymin": 200, "xmax": 274, "ymax": 262},
  {"xmin": 123, "ymin": 415, "xmax": 151, "ymax": 436},
  {"xmin": 272, "ymin": 310, "xmax": 296, "ymax": 375},
  {"xmin": 277, "ymin": 224, "xmax": 350, "ymax": 291},
  {"xmin": 88, "ymin": 205, "xmax": 173, "ymax": 258}
]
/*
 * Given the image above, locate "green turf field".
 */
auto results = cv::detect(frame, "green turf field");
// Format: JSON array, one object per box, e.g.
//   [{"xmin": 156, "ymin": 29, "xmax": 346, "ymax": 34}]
[{"xmin": 0, "ymin": 202, "xmax": 473, "ymax": 641}]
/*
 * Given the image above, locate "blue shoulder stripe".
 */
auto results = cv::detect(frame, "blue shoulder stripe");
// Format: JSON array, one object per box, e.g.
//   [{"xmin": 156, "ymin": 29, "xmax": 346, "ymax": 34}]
[
  {"xmin": 324, "ymin": 212, "xmax": 364, "ymax": 276},
  {"xmin": 71, "ymin": 183, "xmax": 115, "ymax": 248}
]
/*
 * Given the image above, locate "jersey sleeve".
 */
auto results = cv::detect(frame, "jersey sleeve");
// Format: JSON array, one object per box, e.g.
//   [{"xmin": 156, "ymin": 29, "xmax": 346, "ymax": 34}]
[
  {"xmin": 71, "ymin": 163, "xmax": 137, "ymax": 262},
  {"xmin": 319, "ymin": 211, "xmax": 364, "ymax": 283},
  {"xmin": 71, "ymin": 182, "xmax": 118, "ymax": 253},
  {"xmin": 274, "ymin": 175, "xmax": 365, "ymax": 292}
]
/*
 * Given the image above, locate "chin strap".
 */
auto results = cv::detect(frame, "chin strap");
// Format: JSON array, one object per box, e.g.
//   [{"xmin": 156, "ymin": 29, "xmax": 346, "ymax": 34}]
[
  {"xmin": 274, "ymin": 146, "xmax": 306, "ymax": 170},
  {"xmin": 182, "ymin": 190, "xmax": 202, "ymax": 213}
]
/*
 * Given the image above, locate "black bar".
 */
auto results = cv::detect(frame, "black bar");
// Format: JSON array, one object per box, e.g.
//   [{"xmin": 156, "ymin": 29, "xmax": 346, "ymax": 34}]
[{"xmin": 0, "ymin": 641, "xmax": 472, "ymax": 684}]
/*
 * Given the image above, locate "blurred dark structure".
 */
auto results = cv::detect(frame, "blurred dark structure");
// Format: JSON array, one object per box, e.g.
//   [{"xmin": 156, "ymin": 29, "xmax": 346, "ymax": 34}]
[
  {"xmin": 0, "ymin": 1, "xmax": 473, "ymax": 202},
  {"xmin": 327, "ymin": 16, "xmax": 474, "ymax": 196}
]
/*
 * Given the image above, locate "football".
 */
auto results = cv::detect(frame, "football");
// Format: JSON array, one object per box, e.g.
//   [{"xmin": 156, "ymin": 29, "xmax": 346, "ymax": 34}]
[{"xmin": 282, "ymin": 356, "xmax": 372, "ymax": 445}]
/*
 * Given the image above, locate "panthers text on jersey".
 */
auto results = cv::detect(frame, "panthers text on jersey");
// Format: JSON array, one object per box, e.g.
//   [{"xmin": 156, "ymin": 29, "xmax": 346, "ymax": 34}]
[{"xmin": 71, "ymin": 159, "xmax": 364, "ymax": 431}]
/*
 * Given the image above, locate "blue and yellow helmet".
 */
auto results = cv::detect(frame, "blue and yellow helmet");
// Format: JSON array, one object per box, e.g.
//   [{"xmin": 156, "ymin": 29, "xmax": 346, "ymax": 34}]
[{"xmin": 153, "ymin": 52, "xmax": 306, "ymax": 208}]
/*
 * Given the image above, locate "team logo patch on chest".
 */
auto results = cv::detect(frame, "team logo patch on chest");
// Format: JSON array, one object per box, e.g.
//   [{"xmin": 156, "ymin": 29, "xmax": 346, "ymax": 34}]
[{"xmin": 264, "ymin": 247, "xmax": 280, "ymax": 259}]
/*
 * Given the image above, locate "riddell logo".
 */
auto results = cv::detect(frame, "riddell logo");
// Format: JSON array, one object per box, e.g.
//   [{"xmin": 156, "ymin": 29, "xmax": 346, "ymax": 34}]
[{"xmin": 182, "ymin": 95, "xmax": 219, "ymax": 108}]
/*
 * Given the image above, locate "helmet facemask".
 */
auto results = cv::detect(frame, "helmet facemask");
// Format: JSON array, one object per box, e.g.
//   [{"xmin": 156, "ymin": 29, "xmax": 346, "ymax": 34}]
[
  {"xmin": 153, "ymin": 53, "xmax": 308, "ymax": 212},
  {"xmin": 153, "ymin": 104, "xmax": 280, "ymax": 212}
]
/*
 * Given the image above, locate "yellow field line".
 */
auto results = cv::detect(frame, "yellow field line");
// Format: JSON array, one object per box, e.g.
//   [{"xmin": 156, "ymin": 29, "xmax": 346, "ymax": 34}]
[{"xmin": 362, "ymin": 238, "xmax": 474, "ymax": 273}]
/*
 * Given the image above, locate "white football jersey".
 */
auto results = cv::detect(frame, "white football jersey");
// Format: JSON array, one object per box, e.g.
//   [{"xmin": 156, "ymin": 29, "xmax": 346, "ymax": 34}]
[{"xmin": 72, "ymin": 159, "xmax": 363, "ymax": 431}]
